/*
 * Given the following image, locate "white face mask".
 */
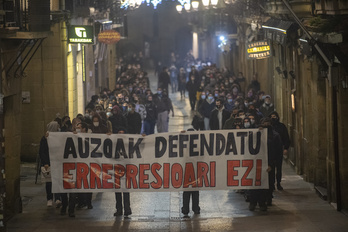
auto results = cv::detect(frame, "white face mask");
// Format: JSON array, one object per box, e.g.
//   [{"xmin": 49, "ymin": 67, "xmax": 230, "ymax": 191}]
[
  {"xmin": 239, "ymin": 115, "xmax": 245, "ymax": 119},
  {"xmin": 76, "ymin": 129, "xmax": 81, "ymax": 133},
  {"xmin": 250, "ymin": 119, "xmax": 255, "ymax": 125},
  {"xmin": 93, "ymin": 122, "xmax": 99, "ymax": 127},
  {"xmin": 244, "ymin": 122, "xmax": 251, "ymax": 128}
]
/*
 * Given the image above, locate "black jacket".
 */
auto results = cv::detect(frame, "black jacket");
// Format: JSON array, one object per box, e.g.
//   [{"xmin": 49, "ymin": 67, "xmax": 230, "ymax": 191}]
[
  {"xmin": 186, "ymin": 80, "xmax": 199, "ymax": 97},
  {"xmin": 270, "ymin": 111, "xmax": 291, "ymax": 150},
  {"xmin": 127, "ymin": 111, "xmax": 142, "ymax": 134},
  {"xmin": 267, "ymin": 128, "xmax": 284, "ymax": 165},
  {"xmin": 39, "ymin": 136, "xmax": 50, "ymax": 166},
  {"xmin": 209, "ymin": 108, "xmax": 231, "ymax": 130},
  {"xmin": 145, "ymin": 101, "xmax": 157, "ymax": 121},
  {"xmin": 109, "ymin": 114, "xmax": 128, "ymax": 133}
]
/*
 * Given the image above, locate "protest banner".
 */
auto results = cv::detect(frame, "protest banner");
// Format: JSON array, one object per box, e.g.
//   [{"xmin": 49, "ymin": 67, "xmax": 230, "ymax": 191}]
[{"xmin": 48, "ymin": 129, "xmax": 268, "ymax": 193}]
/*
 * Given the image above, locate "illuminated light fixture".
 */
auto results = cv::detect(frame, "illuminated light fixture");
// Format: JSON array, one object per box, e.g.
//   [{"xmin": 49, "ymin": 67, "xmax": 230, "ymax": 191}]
[
  {"xmin": 211, "ymin": 0, "xmax": 218, "ymax": 6},
  {"xmin": 192, "ymin": 1, "xmax": 199, "ymax": 9},
  {"xmin": 184, "ymin": 2, "xmax": 191, "ymax": 11},
  {"xmin": 76, "ymin": 62, "xmax": 79, "ymax": 73},
  {"xmin": 291, "ymin": 93, "xmax": 295, "ymax": 112},
  {"xmin": 68, "ymin": 44, "xmax": 72, "ymax": 52},
  {"xmin": 77, "ymin": 43, "xmax": 81, "ymax": 51},
  {"xmin": 262, "ymin": 25, "xmax": 287, "ymax": 34},
  {"xmin": 202, "ymin": 0, "xmax": 209, "ymax": 7},
  {"xmin": 219, "ymin": 35, "xmax": 225, "ymax": 41},
  {"xmin": 151, "ymin": 0, "xmax": 162, "ymax": 8},
  {"xmin": 176, "ymin": 4, "xmax": 183, "ymax": 12}
]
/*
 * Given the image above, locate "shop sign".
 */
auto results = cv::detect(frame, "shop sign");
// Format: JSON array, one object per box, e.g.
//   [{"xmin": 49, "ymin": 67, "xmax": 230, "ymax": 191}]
[
  {"xmin": 246, "ymin": 40, "xmax": 272, "ymax": 60},
  {"xmin": 98, "ymin": 30, "xmax": 121, "ymax": 44},
  {"xmin": 68, "ymin": 25, "xmax": 94, "ymax": 44}
]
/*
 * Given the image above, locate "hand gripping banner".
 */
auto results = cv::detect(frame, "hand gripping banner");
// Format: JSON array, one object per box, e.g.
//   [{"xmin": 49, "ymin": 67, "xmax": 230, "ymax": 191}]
[{"xmin": 48, "ymin": 129, "xmax": 268, "ymax": 193}]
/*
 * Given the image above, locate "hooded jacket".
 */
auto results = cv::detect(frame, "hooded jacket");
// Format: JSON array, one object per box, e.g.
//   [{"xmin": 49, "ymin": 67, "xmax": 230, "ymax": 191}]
[{"xmin": 269, "ymin": 111, "xmax": 291, "ymax": 150}]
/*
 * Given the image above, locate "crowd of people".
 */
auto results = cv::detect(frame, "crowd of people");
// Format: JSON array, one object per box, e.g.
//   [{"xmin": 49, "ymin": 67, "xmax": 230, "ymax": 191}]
[{"xmin": 39, "ymin": 51, "xmax": 290, "ymax": 218}]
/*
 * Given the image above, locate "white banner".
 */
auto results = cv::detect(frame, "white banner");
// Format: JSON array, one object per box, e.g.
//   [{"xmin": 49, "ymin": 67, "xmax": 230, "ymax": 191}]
[{"xmin": 48, "ymin": 129, "xmax": 268, "ymax": 193}]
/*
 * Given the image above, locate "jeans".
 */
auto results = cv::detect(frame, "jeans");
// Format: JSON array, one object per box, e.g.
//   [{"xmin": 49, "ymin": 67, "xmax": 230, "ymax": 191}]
[
  {"xmin": 157, "ymin": 111, "xmax": 169, "ymax": 133},
  {"xmin": 144, "ymin": 119, "xmax": 156, "ymax": 135}
]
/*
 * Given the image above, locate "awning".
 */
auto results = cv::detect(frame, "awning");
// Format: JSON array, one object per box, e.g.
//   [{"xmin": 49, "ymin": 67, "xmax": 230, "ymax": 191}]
[{"xmin": 262, "ymin": 19, "xmax": 298, "ymax": 45}]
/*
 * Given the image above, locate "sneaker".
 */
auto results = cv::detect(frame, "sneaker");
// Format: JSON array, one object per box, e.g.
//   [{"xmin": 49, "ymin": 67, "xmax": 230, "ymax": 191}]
[
  {"xmin": 277, "ymin": 184, "xmax": 283, "ymax": 191},
  {"xmin": 124, "ymin": 210, "xmax": 132, "ymax": 216},
  {"xmin": 183, "ymin": 214, "xmax": 190, "ymax": 218},
  {"xmin": 47, "ymin": 200, "xmax": 53, "ymax": 207},
  {"xmin": 55, "ymin": 200, "xmax": 62, "ymax": 208},
  {"xmin": 114, "ymin": 211, "xmax": 123, "ymax": 216}
]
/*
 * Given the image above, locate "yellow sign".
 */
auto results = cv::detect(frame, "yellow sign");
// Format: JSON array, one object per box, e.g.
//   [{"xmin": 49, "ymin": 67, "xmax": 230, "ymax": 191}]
[{"xmin": 246, "ymin": 40, "xmax": 272, "ymax": 60}]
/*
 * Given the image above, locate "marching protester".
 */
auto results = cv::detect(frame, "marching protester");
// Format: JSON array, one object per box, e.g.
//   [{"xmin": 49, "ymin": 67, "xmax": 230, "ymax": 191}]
[
  {"xmin": 39, "ymin": 120, "xmax": 62, "ymax": 208},
  {"xmin": 153, "ymin": 88, "xmax": 174, "ymax": 133},
  {"xmin": 248, "ymin": 118, "xmax": 283, "ymax": 211},
  {"xmin": 269, "ymin": 111, "xmax": 291, "ymax": 191}
]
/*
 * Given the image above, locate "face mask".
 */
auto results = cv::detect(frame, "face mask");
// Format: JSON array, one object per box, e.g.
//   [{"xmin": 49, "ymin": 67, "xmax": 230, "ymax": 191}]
[
  {"xmin": 157, "ymin": 91, "xmax": 162, "ymax": 95},
  {"xmin": 225, "ymin": 82, "xmax": 229, "ymax": 86},
  {"xmin": 128, "ymin": 107, "xmax": 132, "ymax": 112},
  {"xmin": 122, "ymin": 106, "xmax": 127, "ymax": 111},
  {"xmin": 250, "ymin": 119, "xmax": 255, "ymax": 125},
  {"xmin": 106, "ymin": 112, "xmax": 112, "ymax": 117},
  {"xmin": 244, "ymin": 103, "xmax": 248, "ymax": 107},
  {"xmin": 208, "ymin": 96, "xmax": 213, "ymax": 100},
  {"xmin": 244, "ymin": 122, "xmax": 251, "ymax": 128},
  {"xmin": 235, "ymin": 102, "xmax": 239, "ymax": 107},
  {"xmin": 239, "ymin": 115, "xmax": 245, "ymax": 119},
  {"xmin": 271, "ymin": 117, "xmax": 279, "ymax": 123},
  {"xmin": 202, "ymin": 76, "xmax": 205, "ymax": 80},
  {"xmin": 96, "ymin": 110, "xmax": 101, "ymax": 113},
  {"xmin": 85, "ymin": 113, "xmax": 90, "ymax": 118},
  {"xmin": 129, "ymin": 88, "xmax": 133, "ymax": 92},
  {"xmin": 93, "ymin": 122, "xmax": 99, "ymax": 127},
  {"xmin": 227, "ymin": 99, "xmax": 233, "ymax": 103},
  {"xmin": 229, "ymin": 80, "xmax": 233, "ymax": 83},
  {"xmin": 76, "ymin": 129, "xmax": 81, "ymax": 133},
  {"xmin": 201, "ymin": 95, "xmax": 206, "ymax": 99},
  {"xmin": 108, "ymin": 106, "xmax": 112, "ymax": 109},
  {"xmin": 214, "ymin": 93, "xmax": 219, "ymax": 97}
]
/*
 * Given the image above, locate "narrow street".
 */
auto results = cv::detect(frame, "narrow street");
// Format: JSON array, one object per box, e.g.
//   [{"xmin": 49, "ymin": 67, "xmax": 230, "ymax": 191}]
[{"xmin": 7, "ymin": 72, "xmax": 348, "ymax": 232}]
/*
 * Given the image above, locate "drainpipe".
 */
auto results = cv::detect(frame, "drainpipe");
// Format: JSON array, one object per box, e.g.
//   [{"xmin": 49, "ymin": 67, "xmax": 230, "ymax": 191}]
[
  {"xmin": 281, "ymin": 0, "xmax": 341, "ymax": 211},
  {"xmin": 0, "ymin": 47, "xmax": 6, "ymax": 229}
]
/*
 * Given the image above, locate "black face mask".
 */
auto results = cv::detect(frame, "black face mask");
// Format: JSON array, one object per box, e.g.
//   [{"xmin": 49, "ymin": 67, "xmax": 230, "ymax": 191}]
[{"xmin": 271, "ymin": 117, "xmax": 279, "ymax": 123}]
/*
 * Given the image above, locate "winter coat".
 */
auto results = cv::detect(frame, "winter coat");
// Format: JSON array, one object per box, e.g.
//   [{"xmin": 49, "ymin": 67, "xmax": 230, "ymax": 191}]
[
  {"xmin": 209, "ymin": 108, "xmax": 231, "ymax": 130},
  {"xmin": 127, "ymin": 111, "xmax": 142, "ymax": 134},
  {"xmin": 198, "ymin": 99, "xmax": 216, "ymax": 118}
]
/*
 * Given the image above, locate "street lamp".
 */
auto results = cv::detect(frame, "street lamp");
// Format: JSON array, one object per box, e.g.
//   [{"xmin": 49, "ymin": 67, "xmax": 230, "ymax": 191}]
[
  {"xmin": 202, "ymin": 0, "xmax": 210, "ymax": 7},
  {"xmin": 184, "ymin": 3, "xmax": 191, "ymax": 11},
  {"xmin": 192, "ymin": 1, "xmax": 199, "ymax": 10},
  {"xmin": 211, "ymin": 0, "xmax": 218, "ymax": 6},
  {"xmin": 176, "ymin": 4, "xmax": 183, "ymax": 13}
]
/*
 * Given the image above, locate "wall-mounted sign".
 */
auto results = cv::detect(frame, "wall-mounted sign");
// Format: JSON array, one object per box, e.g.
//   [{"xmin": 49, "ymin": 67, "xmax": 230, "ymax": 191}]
[
  {"xmin": 246, "ymin": 40, "xmax": 272, "ymax": 60},
  {"xmin": 68, "ymin": 25, "xmax": 94, "ymax": 44},
  {"xmin": 98, "ymin": 30, "xmax": 121, "ymax": 44}
]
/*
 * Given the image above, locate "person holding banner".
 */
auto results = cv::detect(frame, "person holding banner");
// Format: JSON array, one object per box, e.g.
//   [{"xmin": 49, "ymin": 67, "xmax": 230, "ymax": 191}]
[
  {"xmin": 248, "ymin": 118, "xmax": 282, "ymax": 211},
  {"xmin": 114, "ymin": 130, "xmax": 132, "ymax": 217},
  {"xmin": 39, "ymin": 120, "xmax": 62, "ymax": 207},
  {"xmin": 181, "ymin": 128, "xmax": 201, "ymax": 217}
]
